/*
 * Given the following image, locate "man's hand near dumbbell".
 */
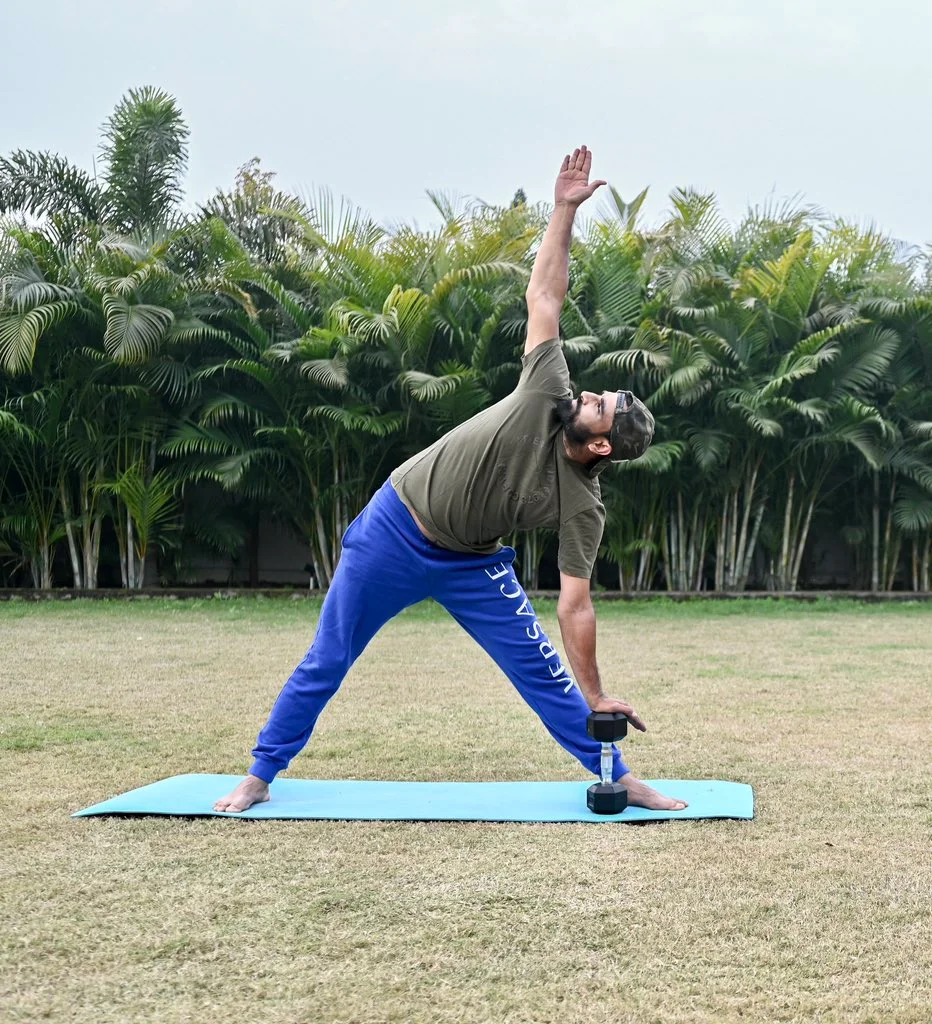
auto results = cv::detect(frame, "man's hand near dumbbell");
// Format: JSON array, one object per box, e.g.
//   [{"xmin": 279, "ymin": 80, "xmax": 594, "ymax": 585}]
[{"xmin": 558, "ymin": 581, "xmax": 685, "ymax": 810}]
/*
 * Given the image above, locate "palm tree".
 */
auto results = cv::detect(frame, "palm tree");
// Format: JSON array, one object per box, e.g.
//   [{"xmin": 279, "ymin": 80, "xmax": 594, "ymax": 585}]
[
  {"xmin": 0, "ymin": 89, "xmax": 260, "ymax": 587},
  {"xmin": 0, "ymin": 384, "xmax": 71, "ymax": 587},
  {"xmin": 0, "ymin": 86, "xmax": 188, "ymax": 236}
]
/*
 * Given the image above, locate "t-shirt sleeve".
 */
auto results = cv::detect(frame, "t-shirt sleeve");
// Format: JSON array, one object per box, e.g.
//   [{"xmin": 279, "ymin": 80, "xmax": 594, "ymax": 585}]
[
  {"xmin": 557, "ymin": 506, "xmax": 606, "ymax": 578},
  {"xmin": 517, "ymin": 339, "xmax": 571, "ymax": 398}
]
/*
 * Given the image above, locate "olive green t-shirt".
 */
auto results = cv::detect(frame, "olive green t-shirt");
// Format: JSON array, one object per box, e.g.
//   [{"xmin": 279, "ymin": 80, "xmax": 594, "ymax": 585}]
[{"xmin": 391, "ymin": 339, "xmax": 605, "ymax": 578}]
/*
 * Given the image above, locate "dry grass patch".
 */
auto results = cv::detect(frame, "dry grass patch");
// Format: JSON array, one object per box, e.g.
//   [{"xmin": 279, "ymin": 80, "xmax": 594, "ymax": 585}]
[{"xmin": 1, "ymin": 597, "xmax": 930, "ymax": 1023}]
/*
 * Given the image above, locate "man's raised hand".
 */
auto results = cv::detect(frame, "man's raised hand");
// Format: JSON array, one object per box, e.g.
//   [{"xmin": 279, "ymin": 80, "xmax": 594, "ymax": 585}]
[{"xmin": 554, "ymin": 145, "xmax": 607, "ymax": 208}]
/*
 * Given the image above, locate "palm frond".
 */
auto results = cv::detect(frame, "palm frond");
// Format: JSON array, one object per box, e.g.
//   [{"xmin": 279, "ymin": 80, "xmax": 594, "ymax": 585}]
[
  {"xmin": 617, "ymin": 439, "xmax": 686, "ymax": 474},
  {"xmin": 561, "ymin": 335, "xmax": 599, "ymax": 356},
  {"xmin": 892, "ymin": 489, "xmax": 932, "ymax": 534},
  {"xmin": 0, "ymin": 409, "xmax": 35, "ymax": 440},
  {"xmin": 431, "ymin": 261, "xmax": 527, "ymax": 304},
  {"xmin": 0, "ymin": 150, "xmax": 103, "ymax": 221},
  {"xmin": 1, "ymin": 262, "xmax": 77, "ymax": 309},
  {"xmin": 685, "ymin": 428, "xmax": 731, "ymax": 470},
  {"xmin": 102, "ymin": 294, "xmax": 174, "ymax": 363},
  {"xmin": 193, "ymin": 358, "xmax": 276, "ymax": 389},
  {"xmin": 299, "ymin": 358, "xmax": 349, "ymax": 390},
  {"xmin": 827, "ymin": 325, "xmax": 902, "ymax": 397},
  {"xmin": 139, "ymin": 358, "xmax": 199, "ymax": 404},
  {"xmin": 306, "ymin": 405, "xmax": 404, "ymax": 437},
  {"xmin": 400, "ymin": 366, "xmax": 478, "ymax": 402},
  {"xmin": 0, "ymin": 300, "xmax": 79, "ymax": 373}
]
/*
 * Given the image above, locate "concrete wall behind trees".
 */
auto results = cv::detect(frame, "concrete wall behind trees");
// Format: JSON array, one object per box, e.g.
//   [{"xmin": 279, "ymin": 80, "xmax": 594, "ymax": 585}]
[
  {"xmin": 186, "ymin": 518, "xmax": 316, "ymax": 588},
  {"xmin": 180, "ymin": 519, "xmax": 858, "ymax": 591}
]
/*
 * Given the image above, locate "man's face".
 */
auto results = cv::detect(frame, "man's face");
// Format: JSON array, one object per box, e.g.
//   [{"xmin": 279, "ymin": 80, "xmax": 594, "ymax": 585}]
[
  {"xmin": 556, "ymin": 391, "xmax": 617, "ymax": 447},
  {"xmin": 557, "ymin": 387, "xmax": 651, "ymax": 464},
  {"xmin": 572, "ymin": 391, "xmax": 618, "ymax": 438}
]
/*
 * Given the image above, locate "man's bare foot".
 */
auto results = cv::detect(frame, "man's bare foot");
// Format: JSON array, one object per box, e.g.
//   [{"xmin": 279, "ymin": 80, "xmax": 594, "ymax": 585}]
[
  {"xmin": 213, "ymin": 775, "xmax": 270, "ymax": 813},
  {"xmin": 619, "ymin": 772, "xmax": 688, "ymax": 811}
]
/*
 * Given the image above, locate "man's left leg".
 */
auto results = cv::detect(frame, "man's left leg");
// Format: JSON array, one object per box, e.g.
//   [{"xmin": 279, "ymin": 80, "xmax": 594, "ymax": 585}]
[{"xmin": 434, "ymin": 551, "xmax": 686, "ymax": 810}]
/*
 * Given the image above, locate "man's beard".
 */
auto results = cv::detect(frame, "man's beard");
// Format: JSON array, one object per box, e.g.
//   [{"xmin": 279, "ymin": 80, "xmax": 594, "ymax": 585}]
[{"xmin": 555, "ymin": 397, "xmax": 591, "ymax": 447}]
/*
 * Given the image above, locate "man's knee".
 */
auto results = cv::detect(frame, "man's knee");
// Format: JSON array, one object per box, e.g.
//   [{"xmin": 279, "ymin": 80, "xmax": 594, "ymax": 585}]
[{"xmin": 289, "ymin": 645, "xmax": 352, "ymax": 692}]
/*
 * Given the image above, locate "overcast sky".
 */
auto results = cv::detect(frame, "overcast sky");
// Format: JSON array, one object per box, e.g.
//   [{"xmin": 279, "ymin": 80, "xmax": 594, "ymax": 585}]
[{"xmin": 3, "ymin": 0, "xmax": 930, "ymax": 244}]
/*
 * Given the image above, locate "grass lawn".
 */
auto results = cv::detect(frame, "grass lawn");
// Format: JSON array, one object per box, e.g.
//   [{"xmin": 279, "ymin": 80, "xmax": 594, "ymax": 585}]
[{"xmin": 1, "ymin": 597, "xmax": 930, "ymax": 1024}]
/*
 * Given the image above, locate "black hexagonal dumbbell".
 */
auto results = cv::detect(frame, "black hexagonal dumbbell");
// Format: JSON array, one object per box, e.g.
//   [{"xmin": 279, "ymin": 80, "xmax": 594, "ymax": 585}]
[{"xmin": 586, "ymin": 711, "xmax": 628, "ymax": 814}]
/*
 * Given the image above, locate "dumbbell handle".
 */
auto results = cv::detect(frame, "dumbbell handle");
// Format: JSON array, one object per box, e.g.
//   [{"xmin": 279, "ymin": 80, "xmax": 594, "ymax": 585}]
[{"xmin": 600, "ymin": 742, "xmax": 613, "ymax": 786}]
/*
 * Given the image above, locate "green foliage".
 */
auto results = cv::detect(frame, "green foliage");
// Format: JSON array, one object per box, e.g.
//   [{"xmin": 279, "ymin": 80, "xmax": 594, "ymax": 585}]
[{"xmin": 0, "ymin": 87, "xmax": 929, "ymax": 590}]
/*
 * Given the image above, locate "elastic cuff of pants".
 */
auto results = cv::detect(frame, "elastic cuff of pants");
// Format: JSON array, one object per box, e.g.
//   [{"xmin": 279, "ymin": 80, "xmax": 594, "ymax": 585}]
[
  {"xmin": 612, "ymin": 753, "xmax": 629, "ymax": 783},
  {"xmin": 249, "ymin": 758, "xmax": 279, "ymax": 784}
]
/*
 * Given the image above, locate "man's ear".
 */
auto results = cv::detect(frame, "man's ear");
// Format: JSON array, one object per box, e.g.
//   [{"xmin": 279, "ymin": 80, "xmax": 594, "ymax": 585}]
[{"xmin": 586, "ymin": 437, "xmax": 612, "ymax": 457}]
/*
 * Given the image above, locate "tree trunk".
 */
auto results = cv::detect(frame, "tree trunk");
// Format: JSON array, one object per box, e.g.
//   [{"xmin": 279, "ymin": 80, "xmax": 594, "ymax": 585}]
[
  {"xmin": 687, "ymin": 503, "xmax": 699, "ymax": 592},
  {"xmin": 692, "ymin": 507, "xmax": 707, "ymax": 592},
  {"xmin": 880, "ymin": 479, "xmax": 897, "ymax": 591},
  {"xmin": 871, "ymin": 471, "xmax": 880, "ymax": 592},
  {"xmin": 779, "ymin": 473, "xmax": 795, "ymax": 590},
  {"xmin": 738, "ymin": 502, "xmax": 766, "ymax": 591},
  {"xmin": 313, "ymin": 506, "xmax": 333, "ymax": 588},
  {"xmin": 726, "ymin": 489, "xmax": 739, "ymax": 588},
  {"xmin": 85, "ymin": 513, "xmax": 102, "ymax": 590},
  {"xmin": 884, "ymin": 535, "xmax": 901, "ymax": 592},
  {"xmin": 38, "ymin": 540, "xmax": 52, "ymax": 590},
  {"xmin": 789, "ymin": 491, "xmax": 817, "ymax": 591},
  {"xmin": 733, "ymin": 457, "xmax": 761, "ymax": 590},
  {"xmin": 127, "ymin": 511, "xmax": 138, "ymax": 589},
  {"xmin": 715, "ymin": 498, "xmax": 727, "ymax": 591},
  {"xmin": 61, "ymin": 480, "xmax": 83, "ymax": 589},
  {"xmin": 116, "ymin": 502, "xmax": 128, "ymax": 589},
  {"xmin": 78, "ymin": 457, "xmax": 104, "ymax": 590},
  {"xmin": 669, "ymin": 496, "xmax": 681, "ymax": 590},
  {"xmin": 524, "ymin": 530, "xmax": 542, "ymax": 591}
]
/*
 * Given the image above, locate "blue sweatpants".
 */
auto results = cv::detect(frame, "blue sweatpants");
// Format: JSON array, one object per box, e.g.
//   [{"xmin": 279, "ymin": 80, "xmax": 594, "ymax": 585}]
[{"xmin": 249, "ymin": 480, "xmax": 628, "ymax": 784}]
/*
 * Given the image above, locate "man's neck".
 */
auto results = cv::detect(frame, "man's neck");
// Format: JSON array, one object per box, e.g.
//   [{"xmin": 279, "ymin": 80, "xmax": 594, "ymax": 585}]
[{"xmin": 561, "ymin": 431, "xmax": 597, "ymax": 469}]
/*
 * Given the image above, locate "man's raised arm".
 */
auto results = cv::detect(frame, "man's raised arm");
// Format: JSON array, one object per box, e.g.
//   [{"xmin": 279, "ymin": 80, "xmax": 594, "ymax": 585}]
[{"xmin": 524, "ymin": 146, "xmax": 606, "ymax": 355}]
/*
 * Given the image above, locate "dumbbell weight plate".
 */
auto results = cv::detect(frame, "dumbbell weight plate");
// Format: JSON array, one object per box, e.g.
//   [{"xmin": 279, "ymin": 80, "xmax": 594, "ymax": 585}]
[
  {"xmin": 587, "ymin": 782, "xmax": 628, "ymax": 815},
  {"xmin": 587, "ymin": 711, "xmax": 628, "ymax": 743}
]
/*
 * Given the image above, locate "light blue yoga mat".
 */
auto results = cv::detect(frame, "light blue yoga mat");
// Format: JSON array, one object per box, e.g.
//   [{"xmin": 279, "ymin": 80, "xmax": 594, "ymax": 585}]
[{"xmin": 74, "ymin": 774, "xmax": 754, "ymax": 822}]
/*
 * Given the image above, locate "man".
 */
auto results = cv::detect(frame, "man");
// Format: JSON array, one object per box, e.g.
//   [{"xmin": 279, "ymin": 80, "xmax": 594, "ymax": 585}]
[{"xmin": 215, "ymin": 146, "xmax": 687, "ymax": 813}]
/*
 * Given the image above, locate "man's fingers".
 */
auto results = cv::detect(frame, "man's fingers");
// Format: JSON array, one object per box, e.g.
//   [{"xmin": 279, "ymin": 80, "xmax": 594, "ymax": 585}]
[
  {"xmin": 594, "ymin": 697, "xmax": 647, "ymax": 732},
  {"xmin": 581, "ymin": 147, "xmax": 592, "ymax": 175},
  {"xmin": 617, "ymin": 703, "xmax": 646, "ymax": 731},
  {"xmin": 621, "ymin": 711, "xmax": 647, "ymax": 732},
  {"xmin": 561, "ymin": 154, "xmax": 570, "ymax": 172}
]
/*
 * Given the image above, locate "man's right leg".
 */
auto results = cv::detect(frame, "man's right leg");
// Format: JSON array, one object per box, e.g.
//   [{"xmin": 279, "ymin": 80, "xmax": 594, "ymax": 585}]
[
  {"xmin": 215, "ymin": 482, "xmax": 429, "ymax": 811},
  {"xmin": 432, "ymin": 551, "xmax": 687, "ymax": 811}
]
